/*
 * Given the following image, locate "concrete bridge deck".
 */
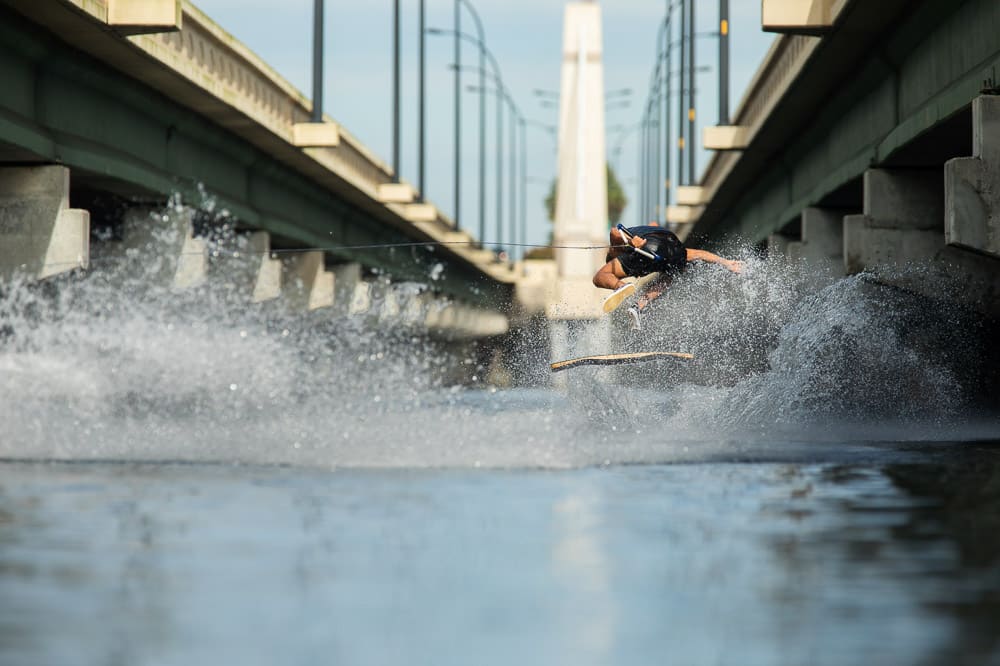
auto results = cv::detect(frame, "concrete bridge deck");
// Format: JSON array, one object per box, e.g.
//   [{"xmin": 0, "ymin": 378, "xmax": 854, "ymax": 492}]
[
  {"xmin": 0, "ymin": 0, "xmax": 521, "ymax": 338},
  {"xmin": 678, "ymin": 0, "xmax": 1000, "ymax": 316}
]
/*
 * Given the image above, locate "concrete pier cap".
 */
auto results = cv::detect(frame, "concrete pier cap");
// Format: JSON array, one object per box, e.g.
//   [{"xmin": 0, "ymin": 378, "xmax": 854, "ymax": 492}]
[
  {"xmin": 676, "ymin": 186, "xmax": 706, "ymax": 206},
  {"xmin": 106, "ymin": 0, "xmax": 182, "ymax": 34},
  {"xmin": 666, "ymin": 205, "xmax": 703, "ymax": 225},
  {"xmin": 292, "ymin": 122, "xmax": 340, "ymax": 148},
  {"xmin": 377, "ymin": 183, "xmax": 417, "ymax": 204},
  {"xmin": 0, "ymin": 165, "xmax": 90, "ymax": 281},
  {"xmin": 762, "ymin": 0, "xmax": 839, "ymax": 34},
  {"xmin": 703, "ymin": 125, "xmax": 749, "ymax": 151}
]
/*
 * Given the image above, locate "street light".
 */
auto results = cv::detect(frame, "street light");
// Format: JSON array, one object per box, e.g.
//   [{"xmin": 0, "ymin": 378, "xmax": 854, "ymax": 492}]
[
  {"xmin": 418, "ymin": 0, "xmax": 426, "ymax": 197},
  {"xmin": 468, "ymin": 83, "xmax": 508, "ymax": 252},
  {"xmin": 311, "ymin": 0, "xmax": 323, "ymax": 122},
  {"xmin": 452, "ymin": 61, "xmax": 497, "ymax": 243},
  {"xmin": 429, "ymin": 25, "xmax": 497, "ymax": 244},
  {"xmin": 393, "ymin": 0, "xmax": 400, "ymax": 181},
  {"xmin": 453, "ymin": 1, "xmax": 461, "ymax": 229},
  {"xmin": 432, "ymin": 27, "xmax": 516, "ymax": 253},
  {"xmin": 458, "ymin": 1, "xmax": 486, "ymax": 243},
  {"xmin": 719, "ymin": 0, "xmax": 730, "ymax": 125}
]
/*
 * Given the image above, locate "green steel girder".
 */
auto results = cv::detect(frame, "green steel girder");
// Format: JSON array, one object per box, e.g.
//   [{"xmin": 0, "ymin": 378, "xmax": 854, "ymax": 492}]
[
  {"xmin": 0, "ymin": 5, "xmax": 510, "ymax": 306},
  {"xmin": 691, "ymin": 0, "xmax": 1000, "ymax": 249}
]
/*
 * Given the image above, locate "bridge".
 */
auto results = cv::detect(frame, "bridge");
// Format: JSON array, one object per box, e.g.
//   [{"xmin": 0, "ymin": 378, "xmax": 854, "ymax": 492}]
[
  {"xmin": 5, "ymin": 0, "xmax": 1000, "ymax": 351},
  {"xmin": 0, "ymin": 0, "xmax": 527, "ymax": 338},
  {"xmin": 672, "ymin": 0, "xmax": 1000, "ymax": 316}
]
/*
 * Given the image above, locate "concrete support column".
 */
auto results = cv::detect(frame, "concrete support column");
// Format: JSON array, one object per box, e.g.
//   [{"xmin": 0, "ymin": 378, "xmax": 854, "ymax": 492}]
[
  {"xmin": 281, "ymin": 251, "xmax": 334, "ymax": 311},
  {"xmin": 766, "ymin": 233, "xmax": 792, "ymax": 256},
  {"xmin": 401, "ymin": 290, "xmax": 432, "ymax": 327},
  {"xmin": 945, "ymin": 95, "xmax": 1000, "ymax": 260},
  {"xmin": 330, "ymin": 262, "xmax": 371, "ymax": 315},
  {"xmin": 377, "ymin": 280, "xmax": 403, "ymax": 321},
  {"xmin": 843, "ymin": 168, "xmax": 944, "ymax": 274},
  {"xmin": 0, "ymin": 165, "xmax": 89, "ymax": 281},
  {"xmin": 115, "ymin": 206, "xmax": 206, "ymax": 288},
  {"xmin": 211, "ymin": 231, "xmax": 281, "ymax": 303},
  {"xmin": 248, "ymin": 232, "xmax": 282, "ymax": 302},
  {"xmin": 788, "ymin": 207, "xmax": 845, "ymax": 287}
]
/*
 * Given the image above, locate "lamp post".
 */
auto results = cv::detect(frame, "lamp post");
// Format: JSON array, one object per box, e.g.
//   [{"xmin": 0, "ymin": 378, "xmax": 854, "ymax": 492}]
[
  {"xmin": 459, "ymin": 0, "xmax": 487, "ymax": 246},
  {"xmin": 661, "ymin": 4, "xmax": 673, "ymax": 212},
  {"xmin": 432, "ymin": 25, "xmax": 527, "ymax": 255},
  {"xmin": 418, "ymin": 0, "xmax": 426, "ymax": 197},
  {"xmin": 688, "ymin": 0, "xmax": 696, "ymax": 182},
  {"xmin": 311, "ymin": 0, "xmax": 323, "ymax": 122},
  {"xmin": 678, "ymin": 0, "xmax": 687, "ymax": 188},
  {"xmin": 392, "ymin": 0, "xmax": 401, "ymax": 181},
  {"xmin": 435, "ymin": 28, "xmax": 512, "ymax": 252},
  {"xmin": 719, "ymin": 0, "xmax": 729, "ymax": 125},
  {"xmin": 519, "ymin": 116, "xmax": 526, "ymax": 263},
  {"xmin": 429, "ymin": 25, "xmax": 494, "ymax": 243},
  {"xmin": 453, "ymin": 0, "xmax": 461, "ymax": 229}
]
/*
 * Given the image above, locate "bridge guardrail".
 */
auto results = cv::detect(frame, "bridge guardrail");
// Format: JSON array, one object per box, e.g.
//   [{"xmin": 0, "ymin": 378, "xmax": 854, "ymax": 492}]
[{"xmin": 24, "ymin": 0, "xmax": 515, "ymax": 283}]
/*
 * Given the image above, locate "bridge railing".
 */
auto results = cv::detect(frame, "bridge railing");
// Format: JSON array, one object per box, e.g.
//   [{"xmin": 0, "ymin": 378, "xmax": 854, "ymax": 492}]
[
  {"xmin": 702, "ymin": 35, "xmax": 818, "ymax": 196},
  {"xmin": 37, "ymin": 0, "xmax": 508, "ymax": 281},
  {"xmin": 137, "ymin": 3, "xmax": 397, "ymax": 199},
  {"xmin": 698, "ymin": 0, "xmax": 852, "ymax": 202}
]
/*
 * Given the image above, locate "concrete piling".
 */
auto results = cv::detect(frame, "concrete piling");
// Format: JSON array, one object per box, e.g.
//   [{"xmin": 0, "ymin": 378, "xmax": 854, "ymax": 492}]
[
  {"xmin": 0, "ymin": 166, "xmax": 89, "ymax": 281},
  {"xmin": 280, "ymin": 251, "xmax": 334, "ymax": 311},
  {"xmin": 945, "ymin": 95, "xmax": 1000, "ymax": 260}
]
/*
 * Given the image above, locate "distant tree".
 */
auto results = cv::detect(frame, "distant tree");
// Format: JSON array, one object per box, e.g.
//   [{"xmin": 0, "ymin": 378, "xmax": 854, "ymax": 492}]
[
  {"xmin": 544, "ymin": 163, "xmax": 627, "ymax": 226},
  {"xmin": 606, "ymin": 164, "xmax": 626, "ymax": 224}
]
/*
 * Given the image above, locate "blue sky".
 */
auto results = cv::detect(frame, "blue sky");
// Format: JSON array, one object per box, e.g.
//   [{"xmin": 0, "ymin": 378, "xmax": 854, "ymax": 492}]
[{"xmin": 194, "ymin": 0, "xmax": 773, "ymax": 253}]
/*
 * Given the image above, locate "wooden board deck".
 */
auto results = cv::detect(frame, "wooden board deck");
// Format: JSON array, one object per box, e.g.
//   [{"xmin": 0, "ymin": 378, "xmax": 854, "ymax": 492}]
[{"xmin": 550, "ymin": 351, "xmax": 694, "ymax": 372}]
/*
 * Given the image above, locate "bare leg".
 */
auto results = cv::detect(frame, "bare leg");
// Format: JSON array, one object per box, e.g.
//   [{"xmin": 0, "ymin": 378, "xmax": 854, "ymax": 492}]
[{"xmin": 636, "ymin": 274, "xmax": 672, "ymax": 310}]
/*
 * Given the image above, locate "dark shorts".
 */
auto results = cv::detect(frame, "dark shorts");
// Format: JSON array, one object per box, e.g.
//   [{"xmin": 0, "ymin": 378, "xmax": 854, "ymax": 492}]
[{"xmin": 617, "ymin": 229, "xmax": 687, "ymax": 277}]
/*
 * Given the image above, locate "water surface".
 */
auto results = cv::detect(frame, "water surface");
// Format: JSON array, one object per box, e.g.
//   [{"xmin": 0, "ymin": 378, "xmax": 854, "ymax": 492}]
[{"xmin": 2, "ymin": 211, "xmax": 999, "ymax": 664}]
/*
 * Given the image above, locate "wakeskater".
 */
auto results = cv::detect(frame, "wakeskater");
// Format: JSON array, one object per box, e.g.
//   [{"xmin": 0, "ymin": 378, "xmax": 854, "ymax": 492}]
[{"xmin": 594, "ymin": 224, "xmax": 743, "ymax": 329}]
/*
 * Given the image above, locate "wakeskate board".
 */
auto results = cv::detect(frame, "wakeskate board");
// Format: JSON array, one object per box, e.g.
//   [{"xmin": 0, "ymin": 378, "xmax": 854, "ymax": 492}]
[{"xmin": 550, "ymin": 351, "xmax": 693, "ymax": 373}]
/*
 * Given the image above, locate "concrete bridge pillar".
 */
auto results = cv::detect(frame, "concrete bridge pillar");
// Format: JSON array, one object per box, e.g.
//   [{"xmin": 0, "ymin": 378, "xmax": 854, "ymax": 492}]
[
  {"xmin": 331, "ymin": 262, "xmax": 372, "ymax": 315},
  {"xmin": 401, "ymin": 290, "xmax": 431, "ymax": 327},
  {"xmin": 0, "ymin": 165, "xmax": 89, "ymax": 281},
  {"xmin": 842, "ymin": 156, "xmax": 1000, "ymax": 316},
  {"xmin": 787, "ymin": 207, "xmax": 845, "ymax": 287},
  {"xmin": 843, "ymin": 168, "xmax": 944, "ymax": 274},
  {"xmin": 211, "ymin": 231, "xmax": 281, "ymax": 303},
  {"xmin": 114, "ymin": 206, "xmax": 207, "ymax": 288},
  {"xmin": 246, "ymin": 232, "xmax": 282, "ymax": 302},
  {"xmin": 376, "ymin": 279, "xmax": 404, "ymax": 322},
  {"xmin": 945, "ymin": 95, "xmax": 1000, "ymax": 260},
  {"xmin": 281, "ymin": 251, "xmax": 334, "ymax": 311}
]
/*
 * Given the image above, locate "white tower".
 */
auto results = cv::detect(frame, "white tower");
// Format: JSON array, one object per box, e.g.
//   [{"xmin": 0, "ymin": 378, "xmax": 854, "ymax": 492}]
[{"xmin": 547, "ymin": 1, "xmax": 608, "ymax": 320}]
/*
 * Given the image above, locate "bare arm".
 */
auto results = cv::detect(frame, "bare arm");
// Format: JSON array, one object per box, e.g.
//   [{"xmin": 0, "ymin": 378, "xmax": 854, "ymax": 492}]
[{"xmin": 686, "ymin": 248, "xmax": 743, "ymax": 274}]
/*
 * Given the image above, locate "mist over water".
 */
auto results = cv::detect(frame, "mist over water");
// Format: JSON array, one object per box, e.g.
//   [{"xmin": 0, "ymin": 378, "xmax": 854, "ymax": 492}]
[{"xmin": 0, "ymin": 204, "xmax": 997, "ymax": 468}]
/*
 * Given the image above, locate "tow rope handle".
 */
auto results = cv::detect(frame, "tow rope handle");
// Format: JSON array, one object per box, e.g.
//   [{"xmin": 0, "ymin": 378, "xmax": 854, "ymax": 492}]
[{"xmin": 615, "ymin": 224, "xmax": 661, "ymax": 262}]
